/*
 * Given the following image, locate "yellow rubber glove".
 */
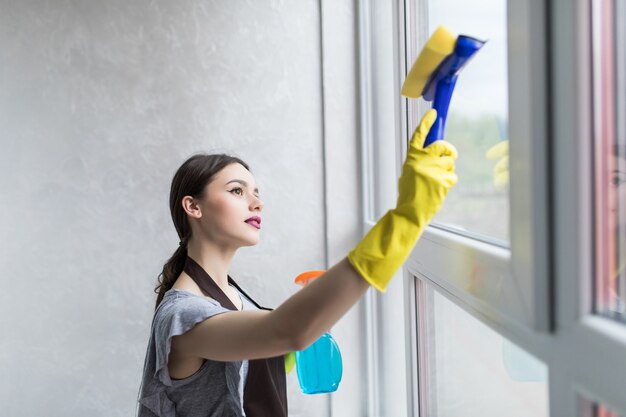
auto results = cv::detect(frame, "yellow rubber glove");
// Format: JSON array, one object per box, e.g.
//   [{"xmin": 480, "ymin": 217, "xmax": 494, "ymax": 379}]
[
  {"xmin": 485, "ymin": 140, "xmax": 509, "ymax": 190},
  {"xmin": 348, "ymin": 109, "xmax": 458, "ymax": 292}
]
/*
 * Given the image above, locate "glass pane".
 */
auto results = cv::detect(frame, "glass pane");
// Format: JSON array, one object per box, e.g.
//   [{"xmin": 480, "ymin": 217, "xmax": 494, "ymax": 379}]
[
  {"xmin": 425, "ymin": 0, "xmax": 509, "ymax": 243},
  {"xmin": 593, "ymin": 0, "xmax": 626, "ymax": 321},
  {"xmin": 418, "ymin": 283, "xmax": 549, "ymax": 417}
]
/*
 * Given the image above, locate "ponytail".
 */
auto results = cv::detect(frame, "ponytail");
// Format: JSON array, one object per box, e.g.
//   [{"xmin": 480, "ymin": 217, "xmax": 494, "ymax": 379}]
[{"xmin": 155, "ymin": 244, "xmax": 188, "ymax": 309}]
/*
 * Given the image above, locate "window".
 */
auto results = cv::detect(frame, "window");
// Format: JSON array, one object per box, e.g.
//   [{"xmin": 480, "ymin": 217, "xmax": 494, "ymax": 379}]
[
  {"xmin": 404, "ymin": 0, "xmax": 551, "ymax": 332},
  {"xmin": 358, "ymin": 0, "xmax": 626, "ymax": 416},
  {"xmin": 416, "ymin": 280, "xmax": 548, "ymax": 417},
  {"xmin": 427, "ymin": 0, "xmax": 510, "ymax": 243},
  {"xmin": 402, "ymin": 0, "xmax": 626, "ymax": 416}
]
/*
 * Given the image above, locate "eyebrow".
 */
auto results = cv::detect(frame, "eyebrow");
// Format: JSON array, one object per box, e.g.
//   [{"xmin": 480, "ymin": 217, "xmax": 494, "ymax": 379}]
[{"xmin": 226, "ymin": 179, "xmax": 259, "ymax": 194}]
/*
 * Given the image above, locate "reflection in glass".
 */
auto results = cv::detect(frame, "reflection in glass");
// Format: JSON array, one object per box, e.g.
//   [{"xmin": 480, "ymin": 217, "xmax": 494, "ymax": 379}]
[
  {"xmin": 419, "ymin": 287, "xmax": 548, "ymax": 417},
  {"xmin": 593, "ymin": 0, "xmax": 626, "ymax": 321},
  {"xmin": 583, "ymin": 397, "xmax": 624, "ymax": 417},
  {"xmin": 596, "ymin": 404, "xmax": 622, "ymax": 417},
  {"xmin": 426, "ymin": 0, "xmax": 509, "ymax": 242}
]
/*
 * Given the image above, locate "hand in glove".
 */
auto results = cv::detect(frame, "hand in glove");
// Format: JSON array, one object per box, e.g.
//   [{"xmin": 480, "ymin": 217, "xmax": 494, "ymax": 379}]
[{"xmin": 347, "ymin": 109, "xmax": 458, "ymax": 292}]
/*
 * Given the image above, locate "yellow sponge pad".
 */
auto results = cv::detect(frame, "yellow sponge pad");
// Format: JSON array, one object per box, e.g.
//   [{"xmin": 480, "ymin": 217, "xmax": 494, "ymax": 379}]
[{"xmin": 401, "ymin": 26, "xmax": 457, "ymax": 98}]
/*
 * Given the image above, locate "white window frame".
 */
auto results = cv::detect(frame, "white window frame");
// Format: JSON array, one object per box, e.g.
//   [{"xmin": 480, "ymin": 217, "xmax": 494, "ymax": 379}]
[
  {"xmin": 549, "ymin": 0, "xmax": 626, "ymax": 414},
  {"xmin": 357, "ymin": 0, "xmax": 412, "ymax": 415},
  {"xmin": 357, "ymin": 0, "xmax": 626, "ymax": 416}
]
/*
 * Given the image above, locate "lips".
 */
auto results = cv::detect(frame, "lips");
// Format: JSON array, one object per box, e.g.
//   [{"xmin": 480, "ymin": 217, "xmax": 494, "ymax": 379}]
[{"xmin": 245, "ymin": 216, "xmax": 262, "ymax": 229}]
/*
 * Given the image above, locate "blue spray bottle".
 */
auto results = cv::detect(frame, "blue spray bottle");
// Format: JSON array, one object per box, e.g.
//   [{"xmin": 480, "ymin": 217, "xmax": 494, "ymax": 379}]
[{"xmin": 293, "ymin": 270, "xmax": 343, "ymax": 394}]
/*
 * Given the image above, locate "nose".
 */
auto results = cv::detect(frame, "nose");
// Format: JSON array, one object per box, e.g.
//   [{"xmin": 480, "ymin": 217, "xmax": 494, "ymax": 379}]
[{"xmin": 250, "ymin": 194, "xmax": 263, "ymax": 211}]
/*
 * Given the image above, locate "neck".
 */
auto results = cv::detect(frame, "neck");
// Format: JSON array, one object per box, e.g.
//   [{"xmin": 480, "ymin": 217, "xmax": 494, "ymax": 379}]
[{"xmin": 186, "ymin": 237, "xmax": 237, "ymax": 291}]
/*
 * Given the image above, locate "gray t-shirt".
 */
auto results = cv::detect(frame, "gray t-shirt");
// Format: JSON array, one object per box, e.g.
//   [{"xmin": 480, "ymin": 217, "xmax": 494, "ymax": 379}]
[{"xmin": 137, "ymin": 288, "xmax": 257, "ymax": 417}]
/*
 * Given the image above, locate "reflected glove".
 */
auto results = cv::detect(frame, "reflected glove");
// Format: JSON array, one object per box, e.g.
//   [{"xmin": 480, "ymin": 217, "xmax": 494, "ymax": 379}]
[
  {"xmin": 485, "ymin": 140, "xmax": 509, "ymax": 190},
  {"xmin": 348, "ymin": 109, "xmax": 458, "ymax": 292}
]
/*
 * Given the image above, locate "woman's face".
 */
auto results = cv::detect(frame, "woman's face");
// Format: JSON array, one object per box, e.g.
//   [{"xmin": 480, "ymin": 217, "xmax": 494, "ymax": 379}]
[
  {"xmin": 612, "ymin": 155, "xmax": 626, "ymax": 273},
  {"xmin": 194, "ymin": 162, "xmax": 264, "ymax": 249}
]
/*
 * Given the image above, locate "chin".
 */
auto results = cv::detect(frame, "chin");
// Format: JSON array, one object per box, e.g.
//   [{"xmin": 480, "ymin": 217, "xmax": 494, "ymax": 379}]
[{"xmin": 240, "ymin": 234, "xmax": 261, "ymax": 247}]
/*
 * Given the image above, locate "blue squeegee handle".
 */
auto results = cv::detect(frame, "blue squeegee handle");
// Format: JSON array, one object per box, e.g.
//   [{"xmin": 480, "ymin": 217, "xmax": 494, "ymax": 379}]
[
  {"xmin": 422, "ymin": 35, "xmax": 486, "ymax": 147},
  {"xmin": 425, "ymin": 77, "xmax": 459, "ymax": 147}
]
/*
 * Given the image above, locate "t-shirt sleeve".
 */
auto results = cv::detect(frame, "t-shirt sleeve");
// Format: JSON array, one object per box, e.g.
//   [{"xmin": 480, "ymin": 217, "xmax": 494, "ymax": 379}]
[{"xmin": 152, "ymin": 292, "xmax": 230, "ymax": 386}]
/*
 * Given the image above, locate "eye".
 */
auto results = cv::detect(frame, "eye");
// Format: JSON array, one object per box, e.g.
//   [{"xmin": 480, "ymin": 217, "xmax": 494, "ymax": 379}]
[
  {"xmin": 611, "ymin": 172, "xmax": 626, "ymax": 187},
  {"xmin": 229, "ymin": 187, "xmax": 244, "ymax": 196}
]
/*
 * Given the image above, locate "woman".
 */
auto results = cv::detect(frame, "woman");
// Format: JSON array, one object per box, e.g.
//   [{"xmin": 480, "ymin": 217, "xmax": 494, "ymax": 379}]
[{"xmin": 137, "ymin": 109, "xmax": 457, "ymax": 417}]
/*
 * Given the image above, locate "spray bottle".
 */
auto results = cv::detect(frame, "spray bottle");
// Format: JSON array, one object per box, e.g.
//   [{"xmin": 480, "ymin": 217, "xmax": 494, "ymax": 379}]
[{"xmin": 292, "ymin": 270, "xmax": 343, "ymax": 394}]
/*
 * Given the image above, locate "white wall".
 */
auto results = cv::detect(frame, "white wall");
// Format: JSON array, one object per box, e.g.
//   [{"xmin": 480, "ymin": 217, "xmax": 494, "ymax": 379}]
[{"xmin": 0, "ymin": 1, "xmax": 362, "ymax": 416}]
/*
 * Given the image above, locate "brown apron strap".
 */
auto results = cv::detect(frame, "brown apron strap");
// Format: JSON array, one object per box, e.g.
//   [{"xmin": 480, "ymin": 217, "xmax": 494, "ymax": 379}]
[
  {"xmin": 183, "ymin": 256, "xmax": 238, "ymax": 310},
  {"xmin": 182, "ymin": 257, "xmax": 288, "ymax": 417}
]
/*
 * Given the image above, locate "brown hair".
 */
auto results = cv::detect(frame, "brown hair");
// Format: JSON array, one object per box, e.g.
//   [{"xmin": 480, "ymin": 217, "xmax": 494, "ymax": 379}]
[{"xmin": 154, "ymin": 153, "xmax": 250, "ymax": 308}]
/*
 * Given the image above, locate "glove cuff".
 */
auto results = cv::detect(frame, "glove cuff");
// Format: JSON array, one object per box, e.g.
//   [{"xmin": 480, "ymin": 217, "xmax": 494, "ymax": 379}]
[
  {"xmin": 347, "ymin": 251, "xmax": 388, "ymax": 293},
  {"xmin": 347, "ymin": 210, "xmax": 425, "ymax": 292}
]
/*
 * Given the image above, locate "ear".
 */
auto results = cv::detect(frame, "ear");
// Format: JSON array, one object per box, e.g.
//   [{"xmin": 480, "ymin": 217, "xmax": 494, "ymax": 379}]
[{"xmin": 181, "ymin": 196, "xmax": 202, "ymax": 219}]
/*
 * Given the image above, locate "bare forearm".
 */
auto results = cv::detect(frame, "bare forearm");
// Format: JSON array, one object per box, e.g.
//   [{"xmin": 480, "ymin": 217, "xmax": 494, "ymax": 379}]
[
  {"xmin": 176, "ymin": 258, "xmax": 369, "ymax": 361},
  {"xmin": 270, "ymin": 257, "xmax": 369, "ymax": 350}
]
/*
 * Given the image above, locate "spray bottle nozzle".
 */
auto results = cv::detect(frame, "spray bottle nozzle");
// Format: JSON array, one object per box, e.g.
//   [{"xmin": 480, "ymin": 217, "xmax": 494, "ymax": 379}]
[{"xmin": 294, "ymin": 270, "xmax": 326, "ymax": 286}]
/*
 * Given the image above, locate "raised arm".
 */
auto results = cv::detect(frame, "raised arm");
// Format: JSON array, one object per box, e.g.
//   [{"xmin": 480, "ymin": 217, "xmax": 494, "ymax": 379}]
[{"xmin": 171, "ymin": 109, "xmax": 457, "ymax": 363}]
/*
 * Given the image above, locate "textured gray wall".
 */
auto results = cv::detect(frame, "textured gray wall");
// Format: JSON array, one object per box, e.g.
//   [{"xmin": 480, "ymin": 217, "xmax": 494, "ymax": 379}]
[{"xmin": 0, "ymin": 1, "xmax": 361, "ymax": 416}]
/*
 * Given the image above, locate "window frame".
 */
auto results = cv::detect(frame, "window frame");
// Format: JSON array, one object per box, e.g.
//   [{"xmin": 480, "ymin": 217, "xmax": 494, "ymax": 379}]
[
  {"xmin": 550, "ymin": 0, "xmax": 626, "ymax": 414},
  {"xmin": 357, "ymin": 0, "xmax": 626, "ymax": 415}
]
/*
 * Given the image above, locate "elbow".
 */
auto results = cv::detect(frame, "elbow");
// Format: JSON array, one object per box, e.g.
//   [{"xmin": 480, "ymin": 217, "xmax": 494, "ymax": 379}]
[
  {"xmin": 268, "ymin": 309, "xmax": 318, "ymax": 352},
  {"xmin": 274, "ymin": 319, "xmax": 313, "ymax": 352},
  {"xmin": 290, "ymin": 333, "xmax": 312, "ymax": 352},
  {"xmin": 289, "ymin": 324, "xmax": 321, "ymax": 351}
]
